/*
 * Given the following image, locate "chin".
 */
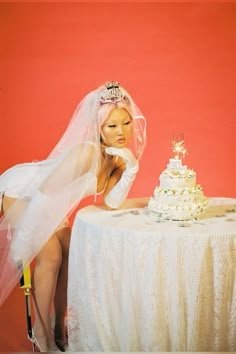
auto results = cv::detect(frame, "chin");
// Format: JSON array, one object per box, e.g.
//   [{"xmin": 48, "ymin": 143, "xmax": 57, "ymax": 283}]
[{"xmin": 114, "ymin": 143, "xmax": 127, "ymax": 148}]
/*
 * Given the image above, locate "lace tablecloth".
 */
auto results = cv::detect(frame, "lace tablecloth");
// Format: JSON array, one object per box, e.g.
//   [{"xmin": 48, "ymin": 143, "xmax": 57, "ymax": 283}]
[{"xmin": 67, "ymin": 197, "xmax": 236, "ymax": 351}]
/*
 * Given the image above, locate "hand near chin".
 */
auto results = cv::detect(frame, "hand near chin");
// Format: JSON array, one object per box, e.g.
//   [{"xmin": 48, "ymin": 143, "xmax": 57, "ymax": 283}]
[
  {"xmin": 105, "ymin": 147, "xmax": 138, "ymax": 172},
  {"xmin": 104, "ymin": 147, "xmax": 139, "ymax": 209}
]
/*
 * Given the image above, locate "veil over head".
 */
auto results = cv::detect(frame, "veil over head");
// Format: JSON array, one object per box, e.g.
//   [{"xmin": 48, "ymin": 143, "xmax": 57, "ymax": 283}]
[{"xmin": 0, "ymin": 81, "xmax": 146, "ymax": 305}]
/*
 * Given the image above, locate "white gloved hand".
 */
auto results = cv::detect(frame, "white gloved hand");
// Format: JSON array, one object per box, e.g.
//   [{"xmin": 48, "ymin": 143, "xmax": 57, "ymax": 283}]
[
  {"xmin": 105, "ymin": 147, "xmax": 139, "ymax": 173},
  {"xmin": 104, "ymin": 147, "xmax": 139, "ymax": 209}
]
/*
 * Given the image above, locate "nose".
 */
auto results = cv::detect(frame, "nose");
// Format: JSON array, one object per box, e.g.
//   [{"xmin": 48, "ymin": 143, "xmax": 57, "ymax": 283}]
[{"xmin": 117, "ymin": 125, "xmax": 123, "ymax": 135}]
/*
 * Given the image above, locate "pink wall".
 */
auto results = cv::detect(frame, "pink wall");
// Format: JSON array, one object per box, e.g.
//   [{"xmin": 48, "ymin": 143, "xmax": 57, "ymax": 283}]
[
  {"xmin": 0, "ymin": 3, "xmax": 235, "ymax": 350},
  {"xmin": 1, "ymin": 2, "xmax": 236, "ymax": 200}
]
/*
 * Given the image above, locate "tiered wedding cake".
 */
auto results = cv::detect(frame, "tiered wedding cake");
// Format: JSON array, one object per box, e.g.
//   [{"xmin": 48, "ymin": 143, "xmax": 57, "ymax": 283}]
[{"xmin": 148, "ymin": 139, "xmax": 208, "ymax": 221}]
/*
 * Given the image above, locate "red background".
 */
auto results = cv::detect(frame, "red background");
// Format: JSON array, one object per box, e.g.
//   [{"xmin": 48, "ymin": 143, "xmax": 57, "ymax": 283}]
[{"xmin": 0, "ymin": 2, "xmax": 236, "ymax": 351}]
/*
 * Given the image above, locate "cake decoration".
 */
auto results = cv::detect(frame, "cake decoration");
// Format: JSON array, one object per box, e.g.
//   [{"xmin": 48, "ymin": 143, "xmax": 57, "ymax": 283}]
[
  {"xmin": 172, "ymin": 135, "xmax": 187, "ymax": 160},
  {"xmin": 148, "ymin": 138, "xmax": 208, "ymax": 221}
]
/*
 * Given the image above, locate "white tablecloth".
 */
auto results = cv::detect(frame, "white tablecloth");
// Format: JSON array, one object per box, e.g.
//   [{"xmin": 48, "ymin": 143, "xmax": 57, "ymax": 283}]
[{"xmin": 67, "ymin": 197, "xmax": 236, "ymax": 352}]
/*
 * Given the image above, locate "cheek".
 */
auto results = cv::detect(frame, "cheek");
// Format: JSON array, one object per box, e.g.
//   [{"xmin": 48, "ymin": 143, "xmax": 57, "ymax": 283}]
[
  {"xmin": 101, "ymin": 127, "xmax": 112, "ymax": 143},
  {"xmin": 126, "ymin": 124, "xmax": 133, "ymax": 138}
]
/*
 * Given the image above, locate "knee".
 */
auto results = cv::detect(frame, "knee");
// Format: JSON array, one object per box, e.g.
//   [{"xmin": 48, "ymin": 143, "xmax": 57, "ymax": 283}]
[
  {"xmin": 55, "ymin": 226, "xmax": 71, "ymax": 258},
  {"xmin": 36, "ymin": 244, "xmax": 62, "ymax": 273}
]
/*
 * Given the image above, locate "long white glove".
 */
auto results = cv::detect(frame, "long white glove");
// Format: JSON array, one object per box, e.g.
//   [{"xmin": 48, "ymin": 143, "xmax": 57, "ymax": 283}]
[{"xmin": 104, "ymin": 147, "xmax": 139, "ymax": 209}]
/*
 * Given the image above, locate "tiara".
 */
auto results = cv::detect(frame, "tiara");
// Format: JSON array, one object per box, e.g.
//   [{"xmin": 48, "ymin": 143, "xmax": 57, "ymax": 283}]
[{"xmin": 99, "ymin": 81, "xmax": 125, "ymax": 105}]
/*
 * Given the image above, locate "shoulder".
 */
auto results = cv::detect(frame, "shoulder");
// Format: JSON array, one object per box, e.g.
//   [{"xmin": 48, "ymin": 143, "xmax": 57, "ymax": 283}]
[{"xmin": 63, "ymin": 142, "xmax": 99, "ymax": 174}]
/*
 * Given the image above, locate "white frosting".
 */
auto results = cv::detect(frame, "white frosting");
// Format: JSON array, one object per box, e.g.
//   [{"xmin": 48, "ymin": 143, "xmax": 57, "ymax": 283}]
[
  {"xmin": 160, "ymin": 158, "xmax": 196, "ymax": 189},
  {"xmin": 148, "ymin": 158, "xmax": 208, "ymax": 221}
]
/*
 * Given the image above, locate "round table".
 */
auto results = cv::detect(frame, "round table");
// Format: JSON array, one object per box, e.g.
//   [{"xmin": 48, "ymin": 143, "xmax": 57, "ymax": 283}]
[{"xmin": 67, "ymin": 197, "xmax": 236, "ymax": 351}]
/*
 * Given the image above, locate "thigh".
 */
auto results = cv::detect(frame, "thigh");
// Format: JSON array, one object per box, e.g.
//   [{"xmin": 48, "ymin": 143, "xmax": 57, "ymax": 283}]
[
  {"xmin": 3, "ymin": 194, "xmax": 70, "ymax": 262},
  {"xmin": 2, "ymin": 194, "xmax": 28, "ymax": 226},
  {"xmin": 54, "ymin": 220, "xmax": 71, "ymax": 258}
]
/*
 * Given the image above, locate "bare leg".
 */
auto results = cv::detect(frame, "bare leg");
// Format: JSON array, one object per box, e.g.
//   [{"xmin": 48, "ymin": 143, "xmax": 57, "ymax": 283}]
[
  {"xmin": 2, "ymin": 196, "xmax": 71, "ymax": 351},
  {"xmin": 31, "ymin": 234, "xmax": 62, "ymax": 351},
  {"xmin": 53, "ymin": 226, "xmax": 71, "ymax": 350}
]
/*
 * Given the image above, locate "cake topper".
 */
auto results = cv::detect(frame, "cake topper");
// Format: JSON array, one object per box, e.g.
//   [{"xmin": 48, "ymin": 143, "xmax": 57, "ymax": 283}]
[{"xmin": 172, "ymin": 134, "xmax": 187, "ymax": 160}]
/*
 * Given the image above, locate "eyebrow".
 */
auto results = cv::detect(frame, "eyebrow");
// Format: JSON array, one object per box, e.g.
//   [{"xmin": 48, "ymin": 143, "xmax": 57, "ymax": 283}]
[{"xmin": 106, "ymin": 116, "xmax": 132, "ymax": 124}]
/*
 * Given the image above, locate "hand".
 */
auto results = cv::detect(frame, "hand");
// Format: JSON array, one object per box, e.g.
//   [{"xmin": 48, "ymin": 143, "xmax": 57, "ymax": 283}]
[{"xmin": 105, "ymin": 147, "xmax": 138, "ymax": 171}]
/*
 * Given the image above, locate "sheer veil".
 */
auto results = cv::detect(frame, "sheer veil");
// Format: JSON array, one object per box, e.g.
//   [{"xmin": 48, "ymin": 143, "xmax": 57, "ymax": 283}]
[{"xmin": 0, "ymin": 82, "xmax": 146, "ymax": 306}]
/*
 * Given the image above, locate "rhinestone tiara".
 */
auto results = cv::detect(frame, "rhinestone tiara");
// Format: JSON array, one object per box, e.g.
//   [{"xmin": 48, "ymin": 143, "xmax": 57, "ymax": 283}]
[{"xmin": 99, "ymin": 81, "xmax": 125, "ymax": 105}]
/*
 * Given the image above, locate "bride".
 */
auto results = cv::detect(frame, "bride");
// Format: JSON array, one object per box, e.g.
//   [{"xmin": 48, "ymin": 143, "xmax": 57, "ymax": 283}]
[{"xmin": 0, "ymin": 81, "xmax": 147, "ymax": 351}]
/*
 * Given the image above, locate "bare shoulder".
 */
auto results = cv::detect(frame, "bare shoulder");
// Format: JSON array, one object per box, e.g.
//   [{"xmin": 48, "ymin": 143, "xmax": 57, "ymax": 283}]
[
  {"xmin": 72, "ymin": 142, "xmax": 99, "ymax": 173},
  {"xmin": 73, "ymin": 142, "xmax": 97, "ymax": 158}
]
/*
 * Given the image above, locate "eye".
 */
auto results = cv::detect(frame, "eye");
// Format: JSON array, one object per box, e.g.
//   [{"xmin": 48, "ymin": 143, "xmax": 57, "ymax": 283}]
[
  {"xmin": 124, "ymin": 121, "xmax": 131, "ymax": 125},
  {"xmin": 108, "ymin": 124, "xmax": 116, "ymax": 128}
]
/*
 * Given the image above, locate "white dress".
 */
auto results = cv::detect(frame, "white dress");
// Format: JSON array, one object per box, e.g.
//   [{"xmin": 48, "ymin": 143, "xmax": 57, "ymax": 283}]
[
  {"xmin": 0, "ymin": 158, "xmax": 96, "ymax": 210},
  {"xmin": 0, "ymin": 160, "xmax": 55, "ymax": 206}
]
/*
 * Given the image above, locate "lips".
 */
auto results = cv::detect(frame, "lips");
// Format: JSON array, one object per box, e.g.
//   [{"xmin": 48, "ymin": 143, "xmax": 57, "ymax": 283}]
[{"xmin": 117, "ymin": 138, "xmax": 126, "ymax": 144}]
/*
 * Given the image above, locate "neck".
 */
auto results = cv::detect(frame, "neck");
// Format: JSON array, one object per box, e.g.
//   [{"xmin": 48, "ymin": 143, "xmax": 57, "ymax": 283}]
[{"xmin": 100, "ymin": 144, "xmax": 111, "ymax": 157}]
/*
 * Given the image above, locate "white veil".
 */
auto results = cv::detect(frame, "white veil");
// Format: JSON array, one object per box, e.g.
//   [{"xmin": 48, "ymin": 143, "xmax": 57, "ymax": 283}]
[{"xmin": 0, "ymin": 82, "xmax": 146, "ymax": 306}]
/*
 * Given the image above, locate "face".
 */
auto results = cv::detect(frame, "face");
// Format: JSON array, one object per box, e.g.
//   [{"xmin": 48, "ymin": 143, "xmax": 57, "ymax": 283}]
[{"xmin": 101, "ymin": 108, "xmax": 133, "ymax": 148}]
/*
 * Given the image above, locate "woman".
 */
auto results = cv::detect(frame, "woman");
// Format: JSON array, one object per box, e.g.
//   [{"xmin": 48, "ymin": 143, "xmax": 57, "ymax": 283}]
[{"xmin": 0, "ymin": 81, "xmax": 146, "ymax": 351}]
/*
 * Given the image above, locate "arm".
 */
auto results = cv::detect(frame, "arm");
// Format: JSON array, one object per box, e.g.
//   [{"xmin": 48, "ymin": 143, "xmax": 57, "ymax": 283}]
[
  {"xmin": 103, "ymin": 147, "xmax": 139, "ymax": 209},
  {"xmin": 102, "ymin": 161, "xmax": 125, "ymax": 206}
]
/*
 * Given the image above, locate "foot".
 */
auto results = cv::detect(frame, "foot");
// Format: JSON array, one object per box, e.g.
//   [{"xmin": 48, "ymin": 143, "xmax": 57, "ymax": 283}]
[
  {"xmin": 54, "ymin": 324, "xmax": 67, "ymax": 352},
  {"xmin": 29, "ymin": 330, "xmax": 60, "ymax": 352},
  {"xmin": 51, "ymin": 314, "xmax": 68, "ymax": 351},
  {"xmin": 55, "ymin": 338, "xmax": 67, "ymax": 352}
]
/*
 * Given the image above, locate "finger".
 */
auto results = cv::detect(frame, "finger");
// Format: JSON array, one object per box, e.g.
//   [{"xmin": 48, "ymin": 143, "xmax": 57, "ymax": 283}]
[{"xmin": 105, "ymin": 147, "xmax": 125, "ymax": 157}]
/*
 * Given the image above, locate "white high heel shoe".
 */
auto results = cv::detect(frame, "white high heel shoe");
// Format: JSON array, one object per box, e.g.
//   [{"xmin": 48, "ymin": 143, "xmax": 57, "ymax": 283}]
[{"xmin": 28, "ymin": 331, "xmax": 61, "ymax": 352}]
